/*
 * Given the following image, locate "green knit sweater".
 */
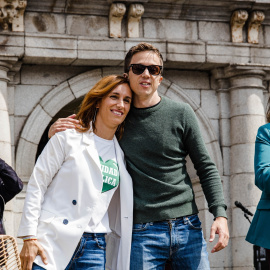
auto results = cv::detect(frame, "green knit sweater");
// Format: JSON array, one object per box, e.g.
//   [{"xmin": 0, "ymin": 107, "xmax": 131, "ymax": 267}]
[{"xmin": 120, "ymin": 96, "xmax": 227, "ymax": 223}]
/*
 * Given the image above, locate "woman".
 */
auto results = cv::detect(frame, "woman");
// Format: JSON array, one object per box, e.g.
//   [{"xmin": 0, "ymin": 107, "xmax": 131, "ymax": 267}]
[
  {"xmin": 246, "ymin": 102, "xmax": 270, "ymax": 269},
  {"xmin": 0, "ymin": 158, "xmax": 23, "ymax": 234},
  {"xmin": 18, "ymin": 75, "xmax": 133, "ymax": 270}
]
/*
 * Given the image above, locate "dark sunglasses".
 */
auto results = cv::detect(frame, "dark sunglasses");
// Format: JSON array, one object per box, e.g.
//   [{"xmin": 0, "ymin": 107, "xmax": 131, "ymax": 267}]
[{"xmin": 128, "ymin": 64, "xmax": 163, "ymax": 76}]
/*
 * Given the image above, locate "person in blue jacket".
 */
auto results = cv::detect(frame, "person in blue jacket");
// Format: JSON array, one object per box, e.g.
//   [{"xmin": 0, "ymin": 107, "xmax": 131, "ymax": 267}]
[{"xmin": 246, "ymin": 106, "xmax": 270, "ymax": 268}]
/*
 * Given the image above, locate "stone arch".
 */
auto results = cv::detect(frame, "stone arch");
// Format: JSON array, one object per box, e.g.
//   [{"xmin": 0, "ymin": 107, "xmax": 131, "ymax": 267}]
[{"xmin": 16, "ymin": 68, "xmax": 223, "ymax": 184}]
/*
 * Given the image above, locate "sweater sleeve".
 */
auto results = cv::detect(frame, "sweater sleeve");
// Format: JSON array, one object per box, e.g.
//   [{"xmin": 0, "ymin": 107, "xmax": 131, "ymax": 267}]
[
  {"xmin": 254, "ymin": 125, "xmax": 270, "ymax": 193},
  {"xmin": 183, "ymin": 104, "xmax": 227, "ymax": 218},
  {"xmin": 0, "ymin": 158, "xmax": 23, "ymax": 203}
]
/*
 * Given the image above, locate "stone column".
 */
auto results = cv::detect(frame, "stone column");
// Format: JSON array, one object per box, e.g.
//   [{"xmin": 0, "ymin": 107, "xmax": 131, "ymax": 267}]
[
  {"xmin": 0, "ymin": 61, "xmax": 12, "ymax": 165},
  {"xmin": 212, "ymin": 68, "xmax": 233, "ymax": 269},
  {"xmin": 225, "ymin": 65, "xmax": 266, "ymax": 270}
]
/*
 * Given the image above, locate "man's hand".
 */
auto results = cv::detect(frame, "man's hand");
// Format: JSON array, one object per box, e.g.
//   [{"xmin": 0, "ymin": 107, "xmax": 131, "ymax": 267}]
[
  {"xmin": 48, "ymin": 114, "xmax": 79, "ymax": 138},
  {"xmin": 209, "ymin": 216, "xmax": 229, "ymax": 253},
  {"xmin": 20, "ymin": 240, "xmax": 48, "ymax": 270}
]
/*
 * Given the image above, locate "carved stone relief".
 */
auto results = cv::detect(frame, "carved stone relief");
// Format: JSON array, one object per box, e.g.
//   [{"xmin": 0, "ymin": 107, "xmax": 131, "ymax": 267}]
[
  {"xmin": 127, "ymin": 3, "xmax": 144, "ymax": 38},
  {"xmin": 0, "ymin": 0, "xmax": 27, "ymax": 31},
  {"xmin": 248, "ymin": 11, "xmax": 265, "ymax": 44},
  {"xmin": 230, "ymin": 10, "xmax": 248, "ymax": 43},
  {"xmin": 109, "ymin": 3, "xmax": 126, "ymax": 38}
]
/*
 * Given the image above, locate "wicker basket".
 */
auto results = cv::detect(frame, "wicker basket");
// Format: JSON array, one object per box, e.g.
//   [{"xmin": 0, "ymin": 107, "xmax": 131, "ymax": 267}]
[{"xmin": 0, "ymin": 235, "xmax": 21, "ymax": 269}]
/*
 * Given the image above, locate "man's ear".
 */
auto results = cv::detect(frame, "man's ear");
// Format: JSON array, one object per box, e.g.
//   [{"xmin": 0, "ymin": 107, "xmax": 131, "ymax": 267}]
[
  {"xmin": 158, "ymin": 76, "xmax": 163, "ymax": 85},
  {"xmin": 123, "ymin": 73, "xmax": 128, "ymax": 79}
]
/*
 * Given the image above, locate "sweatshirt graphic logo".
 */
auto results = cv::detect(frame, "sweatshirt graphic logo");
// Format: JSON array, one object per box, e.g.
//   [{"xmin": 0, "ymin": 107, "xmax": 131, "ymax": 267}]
[{"xmin": 99, "ymin": 157, "xmax": 120, "ymax": 193}]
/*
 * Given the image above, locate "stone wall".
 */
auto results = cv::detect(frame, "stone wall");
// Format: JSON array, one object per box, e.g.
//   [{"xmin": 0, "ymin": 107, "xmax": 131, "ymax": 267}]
[{"xmin": 1, "ymin": 0, "xmax": 270, "ymax": 269}]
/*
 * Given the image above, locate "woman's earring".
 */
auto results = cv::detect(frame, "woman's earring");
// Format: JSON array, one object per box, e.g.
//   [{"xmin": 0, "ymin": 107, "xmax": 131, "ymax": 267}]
[{"xmin": 93, "ymin": 108, "xmax": 97, "ymax": 123}]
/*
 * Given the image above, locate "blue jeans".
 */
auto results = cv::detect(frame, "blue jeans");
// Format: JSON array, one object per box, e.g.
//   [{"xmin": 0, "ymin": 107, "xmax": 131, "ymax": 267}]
[
  {"xmin": 32, "ymin": 233, "xmax": 106, "ymax": 270},
  {"xmin": 130, "ymin": 214, "xmax": 210, "ymax": 270}
]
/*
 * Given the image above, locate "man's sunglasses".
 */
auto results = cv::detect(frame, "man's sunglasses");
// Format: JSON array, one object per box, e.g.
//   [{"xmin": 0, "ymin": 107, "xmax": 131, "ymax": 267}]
[{"xmin": 128, "ymin": 64, "xmax": 163, "ymax": 76}]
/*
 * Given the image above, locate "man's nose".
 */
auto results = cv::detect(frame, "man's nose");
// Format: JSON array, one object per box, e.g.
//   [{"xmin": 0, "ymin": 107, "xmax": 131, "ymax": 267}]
[{"xmin": 142, "ymin": 67, "xmax": 150, "ymax": 77}]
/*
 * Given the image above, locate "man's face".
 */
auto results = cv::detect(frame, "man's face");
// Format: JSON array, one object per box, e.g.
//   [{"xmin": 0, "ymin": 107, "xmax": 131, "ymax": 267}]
[{"xmin": 127, "ymin": 51, "xmax": 163, "ymax": 100}]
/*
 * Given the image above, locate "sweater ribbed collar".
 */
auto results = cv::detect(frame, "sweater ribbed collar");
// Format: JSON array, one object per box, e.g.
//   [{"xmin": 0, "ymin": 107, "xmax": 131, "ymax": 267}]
[{"xmin": 131, "ymin": 96, "xmax": 164, "ymax": 115}]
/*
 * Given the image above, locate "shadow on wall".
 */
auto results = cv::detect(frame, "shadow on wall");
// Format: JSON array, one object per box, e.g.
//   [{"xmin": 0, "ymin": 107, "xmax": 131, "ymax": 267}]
[{"xmin": 36, "ymin": 96, "xmax": 84, "ymax": 161}]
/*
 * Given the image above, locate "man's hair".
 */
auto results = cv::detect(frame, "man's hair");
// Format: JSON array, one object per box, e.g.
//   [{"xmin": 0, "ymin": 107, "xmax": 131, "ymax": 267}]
[
  {"xmin": 124, "ymin": 42, "xmax": 164, "ymax": 73},
  {"xmin": 76, "ymin": 75, "xmax": 130, "ymax": 140}
]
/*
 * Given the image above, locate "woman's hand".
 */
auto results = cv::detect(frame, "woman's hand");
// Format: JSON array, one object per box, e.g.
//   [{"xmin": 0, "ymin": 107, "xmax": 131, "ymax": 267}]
[{"xmin": 20, "ymin": 240, "xmax": 48, "ymax": 270}]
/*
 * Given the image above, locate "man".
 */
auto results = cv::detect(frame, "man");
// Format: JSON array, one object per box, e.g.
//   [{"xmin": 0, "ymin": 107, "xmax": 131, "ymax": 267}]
[{"xmin": 49, "ymin": 42, "xmax": 229, "ymax": 269}]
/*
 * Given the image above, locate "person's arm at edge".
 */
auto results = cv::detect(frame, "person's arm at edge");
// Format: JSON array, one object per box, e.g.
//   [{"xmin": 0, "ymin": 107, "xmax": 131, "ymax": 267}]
[
  {"xmin": 254, "ymin": 125, "xmax": 270, "ymax": 193},
  {"xmin": 0, "ymin": 158, "xmax": 23, "ymax": 203}
]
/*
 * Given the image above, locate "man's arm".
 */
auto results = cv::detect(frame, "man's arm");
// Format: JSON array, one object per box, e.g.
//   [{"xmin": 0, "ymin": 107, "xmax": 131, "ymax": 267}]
[
  {"xmin": 48, "ymin": 114, "xmax": 79, "ymax": 138},
  {"xmin": 183, "ymin": 104, "xmax": 229, "ymax": 252}
]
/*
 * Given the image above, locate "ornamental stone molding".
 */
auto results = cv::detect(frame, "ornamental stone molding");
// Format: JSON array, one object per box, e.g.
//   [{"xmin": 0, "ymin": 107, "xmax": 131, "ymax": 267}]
[
  {"xmin": 109, "ymin": 3, "xmax": 126, "ymax": 38},
  {"xmin": 107, "ymin": 0, "xmax": 148, "ymax": 3},
  {"xmin": 230, "ymin": 10, "xmax": 248, "ymax": 43},
  {"xmin": 0, "ymin": 0, "xmax": 27, "ymax": 32},
  {"xmin": 248, "ymin": 11, "xmax": 265, "ymax": 44},
  {"xmin": 127, "ymin": 4, "xmax": 144, "ymax": 38}
]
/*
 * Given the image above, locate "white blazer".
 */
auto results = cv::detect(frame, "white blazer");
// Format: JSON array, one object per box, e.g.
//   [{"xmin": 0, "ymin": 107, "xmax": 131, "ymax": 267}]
[{"xmin": 18, "ymin": 128, "xmax": 133, "ymax": 270}]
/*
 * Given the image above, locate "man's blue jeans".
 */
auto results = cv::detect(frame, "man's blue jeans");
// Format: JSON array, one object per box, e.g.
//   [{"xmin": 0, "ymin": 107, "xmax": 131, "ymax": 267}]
[
  {"xmin": 130, "ymin": 214, "xmax": 210, "ymax": 270},
  {"xmin": 32, "ymin": 233, "xmax": 106, "ymax": 270}
]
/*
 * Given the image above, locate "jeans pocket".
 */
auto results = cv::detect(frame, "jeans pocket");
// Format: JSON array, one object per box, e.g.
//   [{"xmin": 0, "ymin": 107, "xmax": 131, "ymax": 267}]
[
  {"xmin": 95, "ymin": 236, "xmax": 106, "ymax": 250},
  {"xmin": 32, "ymin": 263, "xmax": 46, "ymax": 270},
  {"xmin": 132, "ymin": 223, "xmax": 150, "ymax": 232},
  {"xmin": 185, "ymin": 215, "xmax": 202, "ymax": 230}
]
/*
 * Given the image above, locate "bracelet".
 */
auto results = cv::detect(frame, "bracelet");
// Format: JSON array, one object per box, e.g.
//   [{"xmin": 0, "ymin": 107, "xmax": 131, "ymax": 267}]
[
  {"xmin": 23, "ymin": 237, "xmax": 37, "ymax": 242},
  {"xmin": 23, "ymin": 238, "xmax": 37, "ymax": 242}
]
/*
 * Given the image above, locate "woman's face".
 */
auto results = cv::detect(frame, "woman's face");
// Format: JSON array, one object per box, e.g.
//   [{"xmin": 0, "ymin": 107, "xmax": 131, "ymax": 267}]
[{"xmin": 96, "ymin": 83, "xmax": 132, "ymax": 129}]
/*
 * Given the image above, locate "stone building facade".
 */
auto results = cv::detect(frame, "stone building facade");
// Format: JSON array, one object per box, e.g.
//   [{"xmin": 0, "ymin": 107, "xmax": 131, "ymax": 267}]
[{"xmin": 0, "ymin": 0, "xmax": 270, "ymax": 269}]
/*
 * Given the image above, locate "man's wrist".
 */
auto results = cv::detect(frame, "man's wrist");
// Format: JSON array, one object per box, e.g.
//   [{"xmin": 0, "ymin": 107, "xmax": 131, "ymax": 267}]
[{"xmin": 212, "ymin": 205, "xmax": 227, "ymax": 220}]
